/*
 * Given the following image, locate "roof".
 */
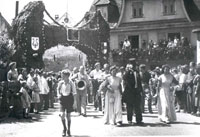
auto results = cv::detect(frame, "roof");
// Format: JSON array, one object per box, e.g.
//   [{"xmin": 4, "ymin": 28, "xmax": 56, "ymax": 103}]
[
  {"xmin": 76, "ymin": 0, "xmax": 122, "ymax": 27},
  {"xmin": 95, "ymin": 0, "xmax": 110, "ymax": 6},
  {"xmin": 90, "ymin": 0, "xmax": 122, "ymax": 13},
  {"xmin": 0, "ymin": 12, "xmax": 11, "ymax": 33},
  {"xmin": 52, "ymin": 12, "xmax": 75, "ymax": 27},
  {"xmin": 183, "ymin": 0, "xmax": 200, "ymax": 21},
  {"xmin": 194, "ymin": 0, "xmax": 200, "ymax": 8}
]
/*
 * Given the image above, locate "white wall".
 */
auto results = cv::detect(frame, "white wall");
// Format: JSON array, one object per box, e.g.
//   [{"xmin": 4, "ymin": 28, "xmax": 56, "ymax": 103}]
[{"xmin": 121, "ymin": 0, "xmax": 186, "ymax": 23}]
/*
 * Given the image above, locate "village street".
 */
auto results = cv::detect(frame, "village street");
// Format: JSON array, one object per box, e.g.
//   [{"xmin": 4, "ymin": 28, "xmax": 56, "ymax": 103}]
[{"xmin": 0, "ymin": 103, "xmax": 200, "ymax": 137}]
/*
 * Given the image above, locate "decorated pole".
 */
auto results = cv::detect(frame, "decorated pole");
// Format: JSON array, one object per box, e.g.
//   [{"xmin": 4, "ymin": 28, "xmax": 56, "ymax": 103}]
[{"xmin": 15, "ymin": 1, "xmax": 19, "ymax": 18}]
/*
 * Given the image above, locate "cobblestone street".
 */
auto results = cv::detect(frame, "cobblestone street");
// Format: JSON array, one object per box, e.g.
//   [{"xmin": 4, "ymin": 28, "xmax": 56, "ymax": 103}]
[{"xmin": 0, "ymin": 103, "xmax": 200, "ymax": 137}]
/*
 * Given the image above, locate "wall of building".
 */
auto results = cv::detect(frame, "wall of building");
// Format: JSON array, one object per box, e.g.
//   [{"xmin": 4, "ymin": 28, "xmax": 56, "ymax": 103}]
[
  {"xmin": 110, "ymin": 33, "xmax": 119, "ymax": 49},
  {"xmin": 121, "ymin": 0, "xmax": 186, "ymax": 23}
]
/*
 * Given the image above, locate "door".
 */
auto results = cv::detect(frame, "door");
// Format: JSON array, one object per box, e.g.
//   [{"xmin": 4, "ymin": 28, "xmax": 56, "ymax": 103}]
[
  {"xmin": 128, "ymin": 35, "xmax": 139, "ymax": 49},
  {"xmin": 168, "ymin": 33, "xmax": 180, "ymax": 41}
]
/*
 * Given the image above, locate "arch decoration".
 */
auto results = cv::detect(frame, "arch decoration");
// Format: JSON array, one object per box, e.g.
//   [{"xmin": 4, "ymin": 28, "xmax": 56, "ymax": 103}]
[{"xmin": 11, "ymin": 1, "xmax": 110, "ymax": 69}]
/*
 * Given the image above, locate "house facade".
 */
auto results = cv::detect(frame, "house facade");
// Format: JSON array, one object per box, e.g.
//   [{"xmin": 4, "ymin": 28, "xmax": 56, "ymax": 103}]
[{"xmin": 110, "ymin": 0, "xmax": 200, "ymax": 50}]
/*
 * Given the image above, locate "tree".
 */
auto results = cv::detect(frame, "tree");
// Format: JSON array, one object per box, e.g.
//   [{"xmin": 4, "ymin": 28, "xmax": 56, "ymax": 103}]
[{"xmin": 0, "ymin": 38, "xmax": 15, "ymax": 62}]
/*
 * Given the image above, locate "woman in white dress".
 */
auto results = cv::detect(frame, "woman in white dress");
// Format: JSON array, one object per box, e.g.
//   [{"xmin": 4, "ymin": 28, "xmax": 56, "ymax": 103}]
[
  {"xmin": 156, "ymin": 64, "xmax": 178, "ymax": 124},
  {"xmin": 99, "ymin": 66, "xmax": 123, "ymax": 126}
]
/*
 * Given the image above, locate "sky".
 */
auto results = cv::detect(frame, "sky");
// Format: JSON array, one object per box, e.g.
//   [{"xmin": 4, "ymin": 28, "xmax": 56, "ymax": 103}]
[{"xmin": 0, "ymin": 0, "xmax": 94, "ymax": 25}]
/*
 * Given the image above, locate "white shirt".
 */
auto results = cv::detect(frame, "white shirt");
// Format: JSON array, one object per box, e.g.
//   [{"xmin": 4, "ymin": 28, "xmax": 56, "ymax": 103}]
[
  {"xmin": 102, "ymin": 71, "xmax": 110, "ymax": 80},
  {"xmin": 177, "ymin": 73, "xmax": 187, "ymax": 91},
  {"xmin": 179, "ymin": 73, "xmax": 187, "ymax": 84},
  {"xmin": 26, "ymin": 75, "xmax": 34, "ymax": 90},
  {"xmin": 57, "ymin": 80, "xmax": 76, "ymax": 98},
  {"xmin": 40, "ymin": 76, "xmax": 49, "ymax": 94},
  {"xmin": 123, "ymin": 40, "xmax": 131, "ymax": 49},
  {"xmin": 90, "ymin": 69, "xmax": 103, "ymax": 80}
]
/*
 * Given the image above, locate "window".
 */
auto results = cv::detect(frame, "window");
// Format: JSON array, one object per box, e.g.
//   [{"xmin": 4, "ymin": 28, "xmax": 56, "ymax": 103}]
[
  {"xmin": 163, "ymin": 0, "xmax": 175, "ymax": 15},
  {"xmin": 132, "ymin": 2, "xmax": 143, "ymax": 18}
]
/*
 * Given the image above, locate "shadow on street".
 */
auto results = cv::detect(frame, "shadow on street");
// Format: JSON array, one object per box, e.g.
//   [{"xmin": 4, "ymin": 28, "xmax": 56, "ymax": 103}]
[{"xmin": 0, "ymin": 108, "xmax": 57, "ymax": 124}]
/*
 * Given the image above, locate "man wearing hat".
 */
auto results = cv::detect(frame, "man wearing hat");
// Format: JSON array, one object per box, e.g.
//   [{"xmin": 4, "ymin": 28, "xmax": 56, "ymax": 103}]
[
  {"xmin": 71, "ymin": 66, "xmax": 92, "ymax": 116},
  {"xmin": 122, "ymin": 58, "xmax": 144, "ymax": 125}
]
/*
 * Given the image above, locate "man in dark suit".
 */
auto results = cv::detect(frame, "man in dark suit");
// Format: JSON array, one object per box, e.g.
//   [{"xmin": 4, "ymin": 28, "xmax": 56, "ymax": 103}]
[{"xmin": 122, "ymin": 58, "xmax": 144, "ymax": 125}]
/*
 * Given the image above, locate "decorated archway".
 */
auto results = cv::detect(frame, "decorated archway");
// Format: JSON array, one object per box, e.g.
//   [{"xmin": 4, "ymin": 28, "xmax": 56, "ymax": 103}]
[{"xmin": 11, "ymin": 1, "xmax": 110, "ymax": 69}]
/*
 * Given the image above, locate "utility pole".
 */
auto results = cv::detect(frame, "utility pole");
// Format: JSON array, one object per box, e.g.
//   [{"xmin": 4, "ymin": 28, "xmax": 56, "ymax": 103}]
[{"xmin": 15, "ymin": 1, "xmax": 19, "ymax": 18}]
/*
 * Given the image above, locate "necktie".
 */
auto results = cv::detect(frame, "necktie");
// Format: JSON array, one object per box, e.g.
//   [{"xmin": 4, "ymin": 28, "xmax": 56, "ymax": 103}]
[{"xmin": 134, "ymin": 71, "xmax": 138, "ymax": 88}]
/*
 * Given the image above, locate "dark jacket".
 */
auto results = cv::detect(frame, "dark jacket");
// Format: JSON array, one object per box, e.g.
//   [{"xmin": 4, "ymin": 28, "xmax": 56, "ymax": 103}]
[{"xmin": 122, "ymin": 69, "xmax": 142, "ymax": 104}]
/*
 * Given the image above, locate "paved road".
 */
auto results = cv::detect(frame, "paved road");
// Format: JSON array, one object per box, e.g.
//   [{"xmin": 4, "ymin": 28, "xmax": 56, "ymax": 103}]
[{"xmin": 0, "ymin": 103, "xmax": 200, "ymax": 137}]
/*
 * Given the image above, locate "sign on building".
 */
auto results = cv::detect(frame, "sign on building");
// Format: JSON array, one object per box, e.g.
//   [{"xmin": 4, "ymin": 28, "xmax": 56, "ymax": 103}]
[
  {"xmin": 67, "ymin": 29, "xmax": 79, "ymax": 41},
  {"xmin": 31, "ymin": 37, "xmax": 39, "ymax": 51}
]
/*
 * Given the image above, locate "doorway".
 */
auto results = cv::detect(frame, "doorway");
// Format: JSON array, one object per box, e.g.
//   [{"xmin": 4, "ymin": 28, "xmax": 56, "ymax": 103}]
[
  {"xmin": 168, "ymin": 33, "xmax": 180, "ymax": 41},
  {"xmin": 128, "ymin": 35, "xmax": 139, "ymax": 49}
]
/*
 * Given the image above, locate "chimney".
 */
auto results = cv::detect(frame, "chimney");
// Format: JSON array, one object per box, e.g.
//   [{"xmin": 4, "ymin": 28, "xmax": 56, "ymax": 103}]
[{"xmin": 15, "ymin": 1, "xmax": 19, "ymax": 18}]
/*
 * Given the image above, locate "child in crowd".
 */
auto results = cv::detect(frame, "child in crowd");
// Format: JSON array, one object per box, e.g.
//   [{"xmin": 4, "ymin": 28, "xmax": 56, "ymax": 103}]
[
  {"xmin": 20, "ymin": 81, "xmax": 32, "ymax": 118},
  {"xmin": 32, "ymin": 77, "xmax": 40, "ymax": 114}
]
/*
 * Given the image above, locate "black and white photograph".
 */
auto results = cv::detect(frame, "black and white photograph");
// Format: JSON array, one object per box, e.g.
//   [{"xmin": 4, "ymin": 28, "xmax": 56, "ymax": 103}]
[{"xmin": 1, "ymin": 0, "xmax": 200, "ymax": 136}]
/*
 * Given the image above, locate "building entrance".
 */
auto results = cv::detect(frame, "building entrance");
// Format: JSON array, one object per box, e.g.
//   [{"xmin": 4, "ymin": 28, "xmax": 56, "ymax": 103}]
[
  {"xmin": 128, "ymin": 35, "xmax": 139, "ymax": 49},
  {"xmin": 168, "ymin": 33, "xmax": 180, "ymax": 41}
]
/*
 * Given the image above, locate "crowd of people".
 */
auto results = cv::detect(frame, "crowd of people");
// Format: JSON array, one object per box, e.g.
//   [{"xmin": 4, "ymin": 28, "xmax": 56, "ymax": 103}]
[
  {"xmin": 1, "ymin": 59, "xmax": 200, "ymax": 136},
  {"xmin": 0, "ymin": 62, "xmax": 57, "ymax": 119},
  {"xmin": 112, "ymin": 37, "xmax": 195, "ymax": 65}
]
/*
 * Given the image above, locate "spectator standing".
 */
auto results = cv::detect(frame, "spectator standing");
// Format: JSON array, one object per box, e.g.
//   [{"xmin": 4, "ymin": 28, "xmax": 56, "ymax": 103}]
[
  {"xmin": 32, "ymin": 77, "xmax": 40, "ymax": 114},
  {"xmin": 175, "ymin": 66, "xmax": 188, "ymax": 112},
  {"xmin": 139, "ymin": 64, "xmax": 152, "ymax": 113},
  {"xmin": 149, "ymin": 71, "xmax": 158, "ymax": 106},
  {"xmin": 18, "ymin": 68, "xmax": 28, "ymax": 83},
  {"xmin": 19, "ymin": 81, "xmax": 32, "ymax": 118},
  {"xmin": 193, "ymin": 65, "xmax": 200, "ymax": 116},
  {"xmin": 90, "ymin": 62, "xmax": 103, "ymax": 111},
  {"xmin": 7, "ymin": 62, "xmax": 21, "ymax": 118},
  {"xmin": 122, "ymin": 38, "xmax": 131, "ymax": 51},
  {"xmin": 186, "ymin": 64, "xmax": 196, "ymax": 113},
  {"xmin": 26, "ymin": 69, "xmax": 35, "ymax": 112},
  {"xmin": 47, "ymin": 72, "xmax": 54, "ymax": 108},
  {"xmin": 40, "ymin": 72, "xmax": 50, "ymax": 110}
]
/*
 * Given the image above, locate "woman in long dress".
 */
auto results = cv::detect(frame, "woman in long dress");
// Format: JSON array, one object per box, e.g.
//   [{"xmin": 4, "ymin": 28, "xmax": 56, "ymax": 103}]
[
  {"xmin": 156, "ymin": 64, "xmax": 178, "ymax": 124},
  {"xmin": 99, "ymin": 66, "xmax": 122, "ymax": 126}
]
